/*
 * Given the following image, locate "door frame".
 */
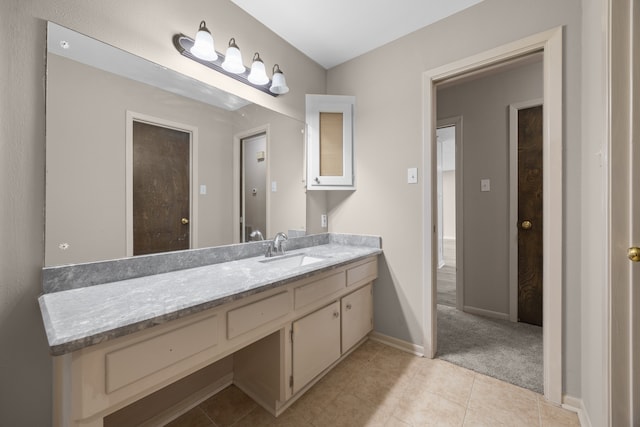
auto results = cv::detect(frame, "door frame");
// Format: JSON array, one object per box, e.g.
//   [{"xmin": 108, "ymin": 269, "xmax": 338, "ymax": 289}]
[
  {"xmin": 233, "ymin": 125, "xmax": 271, "ymax": 243},
  {"xmin": 125, "ymin": 111, "xmax": 199, "ymax": 256},
  {"xmin": 437, "ymin": 116, "xmax": 464, "ymax": 311},
  {"xmin": 422, "ymin": 27, "xmax": 563, "ymax": 404},
  {"xmin": 508, "ymin": 99, "xmax": 543, "ymax": 323}
]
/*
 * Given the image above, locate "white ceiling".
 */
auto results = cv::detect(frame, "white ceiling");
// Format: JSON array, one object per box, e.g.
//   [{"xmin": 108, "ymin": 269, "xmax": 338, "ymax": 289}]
[{"xmin": 231, "ymin": 0, "xmax": 484, "ymax": 69}]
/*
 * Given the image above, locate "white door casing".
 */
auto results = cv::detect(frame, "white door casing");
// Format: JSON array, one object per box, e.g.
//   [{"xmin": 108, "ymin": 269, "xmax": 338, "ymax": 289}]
[{"xmin": 423, "ymin": 27, "xmax": 563, "ymax": 404}]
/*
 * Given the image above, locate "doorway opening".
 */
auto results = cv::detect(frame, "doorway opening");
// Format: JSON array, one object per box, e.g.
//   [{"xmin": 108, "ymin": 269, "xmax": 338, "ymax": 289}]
[
  {"xmin": 238, "ymin": 131, "xmax": 268, "ymax": 243},
  {"xmin": 125, "ymin": 112, "xmax": 199, "ymax": 257},
  {"xmin": 423, "ymin": 27, "xmax": 563, "ymax": 403}
]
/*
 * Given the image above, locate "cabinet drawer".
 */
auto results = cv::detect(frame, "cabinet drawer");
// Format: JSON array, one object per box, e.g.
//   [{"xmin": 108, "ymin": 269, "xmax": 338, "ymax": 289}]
[
  {"xmin": 294, "ymin": 271, "xmax": 345, "ymax": 309},
  {"xmin": 105, "ymin": 314, "xmax": 218, "ymax": 393},
  {"xmin": 227, "ymin": 291, "xmax": 291, "ymax": 339},
  {"xmin": 346, "ymin": 259, "xmax": 378, "ymax": 287}
]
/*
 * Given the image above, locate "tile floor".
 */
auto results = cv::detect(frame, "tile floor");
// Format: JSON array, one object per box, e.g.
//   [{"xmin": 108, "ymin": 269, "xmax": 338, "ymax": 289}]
[{"xmin": 165, "ymin": 340, "xmax": 580, "ymax": 427}]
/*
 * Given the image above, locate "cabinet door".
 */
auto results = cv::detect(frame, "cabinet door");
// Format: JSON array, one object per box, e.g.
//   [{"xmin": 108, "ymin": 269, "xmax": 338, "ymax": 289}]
[
  {"xmin": 306, "ymin": 94, "xmax": 355, "ymax": 189},
  {"xmin": 292, "ymin": 301, "xmax": 341, "ymax": 394},
  {"xmin": 341, "ymin": 284, "xmax": 373, "ymax": 352}
]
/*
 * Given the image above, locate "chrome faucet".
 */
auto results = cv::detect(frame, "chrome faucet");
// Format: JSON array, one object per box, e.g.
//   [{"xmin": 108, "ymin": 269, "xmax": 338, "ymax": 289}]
[
  {"xmin": 249, "ymin": 230, "xmax": 264, "ymax": 241},
  {"xmin": 265, "ymin": 232, "xmax": 288, "ymax": 257}
]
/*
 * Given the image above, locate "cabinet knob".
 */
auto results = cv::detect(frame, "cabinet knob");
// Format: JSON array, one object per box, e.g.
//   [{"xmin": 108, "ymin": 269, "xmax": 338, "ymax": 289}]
[
  {"xmin": 346, "ymin": 303, "xmax": 352, "ymax": 310},
  {"xmin": 333, "ymin": 311, "xmax": 340, "ymax": 318}
]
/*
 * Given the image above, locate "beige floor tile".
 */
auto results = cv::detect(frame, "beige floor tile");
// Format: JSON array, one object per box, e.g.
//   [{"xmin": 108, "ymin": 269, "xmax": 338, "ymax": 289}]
[
  {"xmin": 462, "ymin": 408, "xmax": 510, "ymax": 426},
  {"xmin": 163, "ymin": 341, "xmax": 547, "ymax": 427},
  {"xmin": 467, "ymin": 374, "xmax": 540, "ymax": 426},
  {"xmin": 538, "ymin": 399, "xmax": 580, "ymax": 426},
  {"xmin": 198, "ymin": 385, "xmax": 257, "ymax": 427},
  {"xmin": 393, "ymin": 389, "xmax": 467, "ymax": 426},
  {"xmin": 384, "ymin": 416, "xmax": 412, "ymax": 426},
  {"xmin": 232, "ymin": 405, "xmax": 312, "ymax": 427},
  {"xmin": 311, "ymin": 391, "xmax": 393, "ymax": 427},
  {"xmin": 164, "ymin": 407, "xmax": 214, "ymax": 427},
  {"xmin": 410, "ymin": 359, "xmax": 475, "ymax": 407}
]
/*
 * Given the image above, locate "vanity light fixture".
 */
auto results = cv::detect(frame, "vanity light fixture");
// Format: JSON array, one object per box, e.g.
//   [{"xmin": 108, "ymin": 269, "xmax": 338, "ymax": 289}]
[
  {"xmin": 221, "ymin": 38, "xmax": 245, "ymax": 74},
  {"xmin": 190, "ymin": 21, "xmax": 217, "ymax": 61},
  {"xmin": 269, "ymin": 64, "xmax": 289, "ymax": 95},
  {"xmin": 247, "ymin": 53, "xmax": 269, "ymax": 85},
  {"xmin": 173, "ymin": 22, "xmax": 289, "ymax": 97}
]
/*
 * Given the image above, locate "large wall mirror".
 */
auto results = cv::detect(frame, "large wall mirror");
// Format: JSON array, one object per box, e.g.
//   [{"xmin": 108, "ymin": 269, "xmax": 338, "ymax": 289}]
[{"xmin": 45, "ymin": 22, "xmax": 307, "ymax": 267}]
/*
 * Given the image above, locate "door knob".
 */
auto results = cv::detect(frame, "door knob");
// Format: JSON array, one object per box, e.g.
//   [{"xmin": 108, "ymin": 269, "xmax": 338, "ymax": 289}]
[
  {"xmin": 521, "ymin": 220, "xmax": 532, "ymax": 230},
  {"xmin": 181, "ymin": 218, "xmax": 189, "ymax": 225},
  {"xmin": 628, "ymin": 247, "xmax": 640, "ymax": 262}
]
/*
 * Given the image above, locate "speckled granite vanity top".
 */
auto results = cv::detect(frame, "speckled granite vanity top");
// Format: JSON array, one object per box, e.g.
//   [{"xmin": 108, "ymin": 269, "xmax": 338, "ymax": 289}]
[{"xmin": 38, "ymin": 233, "xmax": 381, "ymax": 356}]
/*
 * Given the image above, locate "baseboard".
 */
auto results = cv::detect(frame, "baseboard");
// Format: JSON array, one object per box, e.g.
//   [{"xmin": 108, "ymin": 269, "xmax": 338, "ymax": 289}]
[
  {"xmin": 562, "ymin": 395, "xmax": 592, "ymax": 427},
  {"xmin": 369, "ymin": 331, "xmax": 425, "ymax": 357},
  {"xmin": 463, "ymin": 305, "xmax": 510, "ymax": 321},
  {"xmin": 139, "ymin": 373, "xmax": 233, "ymax": 427}
]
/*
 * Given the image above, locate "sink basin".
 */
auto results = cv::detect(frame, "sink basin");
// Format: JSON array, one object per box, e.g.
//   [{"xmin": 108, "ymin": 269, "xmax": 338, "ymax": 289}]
[{"xmin": 259, "ymin": 254, "xmax": 326, "ymax": 269}]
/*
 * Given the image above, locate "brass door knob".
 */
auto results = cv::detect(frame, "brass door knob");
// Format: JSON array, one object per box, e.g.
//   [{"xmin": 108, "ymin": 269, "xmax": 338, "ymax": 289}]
[
  {"xmin": 628, "ymin": 247, "xmax": 640, "ymax": 262},
  {"xmin": 521, "ymin": 220, "xmax": 532, "ymax": 230},
  {"xmin": 181, "ymin": 218, "xmax": 189, "ymax": 225}
]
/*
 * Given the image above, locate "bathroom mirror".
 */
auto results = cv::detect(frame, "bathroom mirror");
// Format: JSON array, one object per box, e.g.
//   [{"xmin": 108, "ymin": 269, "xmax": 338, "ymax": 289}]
[{"xmin": 45, "ymin": 23, "xmax": 306, "ymax": 267}]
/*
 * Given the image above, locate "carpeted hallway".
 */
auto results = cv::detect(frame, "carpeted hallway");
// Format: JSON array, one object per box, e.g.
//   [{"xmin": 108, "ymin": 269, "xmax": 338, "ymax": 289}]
[{"xmin": 436, "ymin": 239, "xmax": 543, "ymax": 393}]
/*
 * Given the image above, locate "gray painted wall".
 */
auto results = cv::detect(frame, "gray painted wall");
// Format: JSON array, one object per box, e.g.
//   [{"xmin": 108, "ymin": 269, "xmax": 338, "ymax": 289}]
[
  {"xmin": 0, "ymin": 1, "xmax": 326, "ymax": 425},
  {"xmin": 437, "ymin": 60, "xmax": 543, "ymax": 316},
  {"xmin": 325, "ymin": 0, "xmax": 583, "ymax": 399}
]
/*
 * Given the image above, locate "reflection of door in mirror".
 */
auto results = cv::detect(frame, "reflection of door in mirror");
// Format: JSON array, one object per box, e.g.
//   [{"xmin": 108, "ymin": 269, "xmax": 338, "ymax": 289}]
[
  {"xmin": 241, "ymin": 133, "xmax": 267, "ymax": 242},
  {"xmin": 133, "ymin": 121, "xmax": 191, "ymax": 255}
]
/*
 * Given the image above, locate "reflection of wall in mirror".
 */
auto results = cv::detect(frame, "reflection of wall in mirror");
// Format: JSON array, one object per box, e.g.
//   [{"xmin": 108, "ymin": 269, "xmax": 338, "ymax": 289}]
[{"xmin": 45, "ymin": 54, "xmax": 305, "ymax": 266}]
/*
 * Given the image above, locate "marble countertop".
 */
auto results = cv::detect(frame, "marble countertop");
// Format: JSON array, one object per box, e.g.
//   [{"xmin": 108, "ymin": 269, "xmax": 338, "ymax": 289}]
[{"xmin": 39, "ymin": 239, "xmax": 381, "ymax": 356}]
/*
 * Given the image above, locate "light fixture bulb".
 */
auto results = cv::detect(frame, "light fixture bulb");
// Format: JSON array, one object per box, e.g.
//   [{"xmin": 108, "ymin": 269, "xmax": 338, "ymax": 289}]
[
  {"xmin": 221, "ymin": 38, "xmax": 245, "ymax": 74},
  {"xmin": 269, "ymin": 64, "xmax": 289, "ymax": 94},
  {"xmin": 190, "ymin": 21, "xmax": 217, "ymax": 61},
  {"xmin": 248, "ymin": 53, "xmax": 269, "ymax": 85}
]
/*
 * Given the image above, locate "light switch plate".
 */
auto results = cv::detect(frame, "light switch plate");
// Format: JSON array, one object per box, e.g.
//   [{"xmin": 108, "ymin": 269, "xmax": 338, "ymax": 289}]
[
  {"xmin": 271, "ymin": 181, "xmax": 277, "ymax": 192},
  {"xmin": 481, "ymin": 179, "xmax": 491, "ymax": 192},
  {"xmin": 199, "ymin": 184, "xmax": 207, "ymax": 195},
  {"xmin": 407, "ymin": 168, "xmax": 418, "ymax": 184}
]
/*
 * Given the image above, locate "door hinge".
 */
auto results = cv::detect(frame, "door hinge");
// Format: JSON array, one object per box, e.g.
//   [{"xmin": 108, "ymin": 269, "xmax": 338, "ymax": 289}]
[{"xmin": 289, "ymin": 375, "xmax": 293, "ymax": 388}]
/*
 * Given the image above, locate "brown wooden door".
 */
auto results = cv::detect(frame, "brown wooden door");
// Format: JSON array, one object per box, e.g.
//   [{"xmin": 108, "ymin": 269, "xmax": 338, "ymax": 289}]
[
  {"xmin": 133, "ymin": 121, "xmax": 190, "ymax": 256},
  {"xmin": 517, "ymin": 105, "xmax": 543, "ymax": 326}
]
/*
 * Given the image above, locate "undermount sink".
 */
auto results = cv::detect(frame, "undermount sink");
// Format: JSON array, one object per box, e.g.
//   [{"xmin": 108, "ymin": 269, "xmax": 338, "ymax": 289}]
[{"xmin": 259, "ymin": 253, "xmax": 326, "ymax": 269}]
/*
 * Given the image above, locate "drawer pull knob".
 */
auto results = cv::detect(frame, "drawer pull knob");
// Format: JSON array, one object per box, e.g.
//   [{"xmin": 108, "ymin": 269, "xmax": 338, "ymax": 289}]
[
  {"xmin": 333, "ymin": 311, "xmax": 340, "ymax": 318},
  {"xmin": 346, "ymin": 303, "xmax": 352, "ymax": 310}
]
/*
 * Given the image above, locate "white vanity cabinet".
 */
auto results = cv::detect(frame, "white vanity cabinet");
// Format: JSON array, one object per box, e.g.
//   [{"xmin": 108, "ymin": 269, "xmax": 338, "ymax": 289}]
[
  {"xmin": 53, "ymin": 255, "xmax": 378, "ymax": 427},
  {"xmin": 306, "ymin": 94, "xmax": 356, "ymax": 190},
  {"xmin": 341, "ymin": 284, "xmax": 373, "ymax": 353},
  {"xmin": 291, "ymin": 301, "xmax": 341, "ymax": 394}
]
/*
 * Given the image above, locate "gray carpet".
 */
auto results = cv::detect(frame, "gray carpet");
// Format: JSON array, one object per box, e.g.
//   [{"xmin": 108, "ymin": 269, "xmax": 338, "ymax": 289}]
[{"xmin": 436, "ymin": 304, "xmax": 543, "ymax": 393}]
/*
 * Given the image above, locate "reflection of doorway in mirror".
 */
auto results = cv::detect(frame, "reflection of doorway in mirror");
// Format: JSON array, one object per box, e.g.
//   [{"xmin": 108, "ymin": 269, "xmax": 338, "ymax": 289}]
[
  {"xmin": 241, "ymin": 133, "xmax": 267, "ymax": 242},
  {"xmin": 132, "ymin": 121, "xmax": 192, "ymax": 255}
]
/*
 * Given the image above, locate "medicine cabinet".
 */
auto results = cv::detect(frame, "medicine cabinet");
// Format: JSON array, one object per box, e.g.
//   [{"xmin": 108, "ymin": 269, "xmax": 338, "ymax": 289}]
[{"xmin": 305, "ymin": 94, "xmax": 355, "ymax": 190}]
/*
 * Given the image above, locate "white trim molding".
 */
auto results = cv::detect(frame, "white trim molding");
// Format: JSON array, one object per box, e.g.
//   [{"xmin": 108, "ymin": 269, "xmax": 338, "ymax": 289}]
[
  {"xmin": 368, "ymin": 332, "xmax": 425, "ymax": 357},
  {"xmin": 562, "ymin": 395, "xmax": 593, "ymax": 427},
  {"xmin": 422, "ymin": 26, "xmax": 564, "ymax": 405}
]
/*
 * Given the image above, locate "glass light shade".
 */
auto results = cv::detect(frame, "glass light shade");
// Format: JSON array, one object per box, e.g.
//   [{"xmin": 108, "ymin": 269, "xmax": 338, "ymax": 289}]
[
  {"xmin": 248, "ymin": 53, "xmax": 269, "ymax": 85},
  {"xmin": 269, "ymin": 65, "xmax": 289, "ymax": 94},
  {"xmin": 221, "ymin": 39, "xmax": 245, "ymax": 74},
  {"xmin": 190, "ymin": 21, "xmax": 217, "ymax": 61}
]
